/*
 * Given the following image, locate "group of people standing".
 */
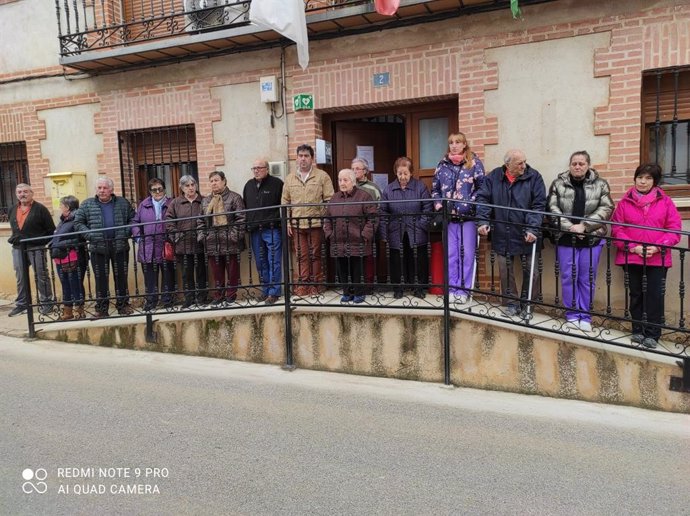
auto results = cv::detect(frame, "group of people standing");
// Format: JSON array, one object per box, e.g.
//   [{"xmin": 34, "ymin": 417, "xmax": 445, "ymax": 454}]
[{"xmin": 7, "ymin": 139, "xmax": 682, "ymax": 348}]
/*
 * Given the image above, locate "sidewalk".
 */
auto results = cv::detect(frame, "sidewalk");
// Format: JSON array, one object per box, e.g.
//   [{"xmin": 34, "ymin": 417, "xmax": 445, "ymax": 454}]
[{"xmin": 0, "ymin": 299, "xmax": 33, "ymax": 338}]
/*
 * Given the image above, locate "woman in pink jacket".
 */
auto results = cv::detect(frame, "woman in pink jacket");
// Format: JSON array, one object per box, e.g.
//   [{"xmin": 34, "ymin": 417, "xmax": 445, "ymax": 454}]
[{"xmin": 611, "ymin": 163, "xmax": 681, "ymax": 349}]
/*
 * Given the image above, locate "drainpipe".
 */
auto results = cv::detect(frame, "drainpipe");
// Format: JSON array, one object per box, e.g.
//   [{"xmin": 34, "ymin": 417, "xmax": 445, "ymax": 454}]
[{"xmin": 282, "ymin": 47, "xmax": 290, "ymax": 173}]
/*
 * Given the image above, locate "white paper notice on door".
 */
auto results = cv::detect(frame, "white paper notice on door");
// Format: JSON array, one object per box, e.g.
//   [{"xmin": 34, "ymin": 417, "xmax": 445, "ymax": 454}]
[{"xmin": 356, "ymin": 145, "xmax": 375, "ymax": 171}]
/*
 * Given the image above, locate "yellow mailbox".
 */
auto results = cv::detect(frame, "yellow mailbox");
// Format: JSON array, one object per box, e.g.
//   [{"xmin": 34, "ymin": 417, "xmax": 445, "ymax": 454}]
[{"xmin": 47, "ymin": 172, "xmax": 88, "ymax": 211}]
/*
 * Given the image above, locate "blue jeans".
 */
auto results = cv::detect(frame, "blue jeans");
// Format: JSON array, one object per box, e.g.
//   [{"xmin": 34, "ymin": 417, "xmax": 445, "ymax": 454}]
[
  {"xmin": 250, "ymin": 229, "xmax": 282, "ymax": 297},
  {"xmin": 56, "ymin": 263, "xmax": 84, "ymax": 306}
]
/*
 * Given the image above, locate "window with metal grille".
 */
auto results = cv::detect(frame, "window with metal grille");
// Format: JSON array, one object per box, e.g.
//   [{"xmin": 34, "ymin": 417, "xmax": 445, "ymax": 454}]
[
  {"xmin": 0, "ymin": 142, "xmax": 28, "ymax": 222},
  {"xmin": 642, "ymin": 67, "xmax": 690, "ymax": 188},
  {"xmin": 118, "ymin": 124, "xmax": 198, "ymax": 204}
]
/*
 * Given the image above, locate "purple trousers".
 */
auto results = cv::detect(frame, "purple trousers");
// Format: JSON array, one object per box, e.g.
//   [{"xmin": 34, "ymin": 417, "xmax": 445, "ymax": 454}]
[
  {"xmin": 558, "ymin": 241, "xmax": 604, "ymax": 323},
  {"xmin": 448, "ymin": 221, "xmax": 477, "ymax": 296}
]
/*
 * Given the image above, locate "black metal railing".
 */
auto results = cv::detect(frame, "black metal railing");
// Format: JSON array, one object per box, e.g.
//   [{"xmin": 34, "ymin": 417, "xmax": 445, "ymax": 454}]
[
  {"xmin": 54, "ymin": 0, "xmax": 364, "ymax": 58},
  {"xmin": 18, "ymin": 199, "xmax": 690, "ymax": 389}
]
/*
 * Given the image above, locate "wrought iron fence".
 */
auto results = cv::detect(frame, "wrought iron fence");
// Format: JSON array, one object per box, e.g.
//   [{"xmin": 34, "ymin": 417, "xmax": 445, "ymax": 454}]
[
  {"xmin": 18, "ymin": 199, "xmax": 690, "ymax": 389},
  {"xmin": 55, "ymin": 0, "xmax": 366, "ymax": 57}
]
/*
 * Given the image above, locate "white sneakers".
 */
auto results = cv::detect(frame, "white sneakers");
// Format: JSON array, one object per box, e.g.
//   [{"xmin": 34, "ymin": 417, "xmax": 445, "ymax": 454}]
[{"xmin": 566, "ymin": 319, "xmax": 593, "ymax": 333}]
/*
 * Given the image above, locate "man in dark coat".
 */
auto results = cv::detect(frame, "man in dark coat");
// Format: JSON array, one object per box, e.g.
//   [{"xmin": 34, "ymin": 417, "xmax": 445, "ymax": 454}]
[
  {"xmin": 475, "ymin": 149, "xmax": 546, "ymax": 317},
  {"xmin": 242, "ymin": 158, "xmax": 284, "ymax": 305},
  {"xmin": 8, "ymin": 183, "xmax": 56, "ymax": 316},
  {"xmin": 74, "ymin": 176, "xmax": 135, "ymax": 317}
]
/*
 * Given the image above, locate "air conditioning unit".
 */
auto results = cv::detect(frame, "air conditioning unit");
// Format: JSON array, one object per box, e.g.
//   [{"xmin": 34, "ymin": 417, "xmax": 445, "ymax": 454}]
[
  {"xmin": 184, "ymin": 0, "xmax": 249, "ymax": 32},
  {"xmin": 268, "ymin": 161, "xmax": 286, "ymax": 180}
]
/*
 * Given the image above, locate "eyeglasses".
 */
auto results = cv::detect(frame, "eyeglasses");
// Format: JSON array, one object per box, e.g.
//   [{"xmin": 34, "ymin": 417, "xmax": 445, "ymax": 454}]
[
  {"xmin": 251, "ymin": 166, "xmax": 267, "ymax": 171},
  {"xmin": 150, "ymin": 187, "xmax": 164, "ymax": 193}
]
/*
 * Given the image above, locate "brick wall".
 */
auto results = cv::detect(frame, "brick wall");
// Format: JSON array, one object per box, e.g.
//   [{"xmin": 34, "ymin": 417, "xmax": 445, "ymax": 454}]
[
  {"xmin": 1, "ymin": 2, "xmax": 689, "ymax": 202},
  {"xmin": 288, "ymin": 3, "xmax": 690, "ymax": 198}
]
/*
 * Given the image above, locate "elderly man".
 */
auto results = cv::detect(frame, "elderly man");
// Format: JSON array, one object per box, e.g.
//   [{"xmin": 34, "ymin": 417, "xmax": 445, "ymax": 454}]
[
  {"xmin": 74, "ymin": 176, "xmax": 135, "ymax": 317},
  {"xmin": 8, "ymin": 183, "xmax": 56, "ymax": 317},
  {"xmin": 281, "ymin": 144, "xmax": 334, "ymax": 297},
  {"xmin": 243, "ymin": 158, "xmax": 284, "ymax": 304},
  {"xmin": 475, "ymin": 149, "xmax": 546, "ymax": 317}
]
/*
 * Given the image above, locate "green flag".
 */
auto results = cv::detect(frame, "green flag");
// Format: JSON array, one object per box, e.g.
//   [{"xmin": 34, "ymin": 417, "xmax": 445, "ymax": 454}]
[{"xmin": 511, "ymin": 0, "xmax": 521, "ymax": 19}]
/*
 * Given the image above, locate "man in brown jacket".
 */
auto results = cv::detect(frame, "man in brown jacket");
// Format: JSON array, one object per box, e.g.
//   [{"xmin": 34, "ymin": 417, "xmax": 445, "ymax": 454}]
[{"xmin": 281, "ymin": 144, "xmax": 334, "ymax": 296}]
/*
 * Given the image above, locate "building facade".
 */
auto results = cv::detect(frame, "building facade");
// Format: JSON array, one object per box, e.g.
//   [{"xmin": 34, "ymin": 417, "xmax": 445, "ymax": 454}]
[{"xmin": 0, "ymin": 0, "xmax": 689, "ymax": 303}]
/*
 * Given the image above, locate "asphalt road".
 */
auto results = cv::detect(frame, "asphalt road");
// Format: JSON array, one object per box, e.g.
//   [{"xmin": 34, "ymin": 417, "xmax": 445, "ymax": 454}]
[{"xmin": 1, "ymin": 337, "xmax": 688, "ymax": 515}]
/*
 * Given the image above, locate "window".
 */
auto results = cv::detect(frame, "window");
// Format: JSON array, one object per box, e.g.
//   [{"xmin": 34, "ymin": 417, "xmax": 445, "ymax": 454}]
[
  {"xmin": 642, "ymin": 68, "xmax": 690, "ymax": 187},
  {"xmin": 0, "ymin": 141, "xmax": 28, "ymax": 222},
  {"xmin": 118, "ymin": 124, "xmax": 198, "ymax": 204}
]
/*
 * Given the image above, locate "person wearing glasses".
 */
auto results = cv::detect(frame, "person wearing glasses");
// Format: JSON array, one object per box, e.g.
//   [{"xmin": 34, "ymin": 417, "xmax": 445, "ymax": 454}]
[
  {"xmin": 243, "ymin": 159, "xmax": 284, "ymax": 305},
  {"xmin": 132, "ymin": 178, "xmax": 175, "ymax": 311},
  {"xmin": 351, "ymin": 157, "xmax": 381, "ymax": 201},
  {"xmin": 166, "ymin": 175, "xmax": 208, "ymax": 308},
  {"xmin": 74, "ymin": 176, "xmax": 135, "ymax": 317},
  {"xmin": 199, "ymin": 171, "xmax": 246, "ymax": 305},
  {"xmin": 352, "ymin": 156, "xmax": 381, "ymax": 293}
]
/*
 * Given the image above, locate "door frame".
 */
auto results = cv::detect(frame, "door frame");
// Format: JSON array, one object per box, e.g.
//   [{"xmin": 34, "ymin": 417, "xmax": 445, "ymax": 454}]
[{"xmin": 322, "ymin": 98, "xmax": 459, "ymax": 185}]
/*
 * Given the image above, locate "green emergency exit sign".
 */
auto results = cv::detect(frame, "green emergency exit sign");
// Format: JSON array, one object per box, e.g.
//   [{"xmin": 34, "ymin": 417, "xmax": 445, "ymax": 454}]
[{"xmin": 293, "ymin": 94, "xmax": 314, "ymax": 111}]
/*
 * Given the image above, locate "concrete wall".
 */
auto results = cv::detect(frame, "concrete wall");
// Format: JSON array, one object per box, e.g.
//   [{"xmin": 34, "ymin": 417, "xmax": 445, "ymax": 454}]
[
  {"xmin": 0, "ymin": 0, "xmax": 60, "ymax": 74},
  {"xmin": 211, "ymin": 81, "xmax": 290, "ymax": 192},
  {"xmin": 39, "ymin": 309, "xmax": 690, "ymax": 413},
  {"xmin": 483, "ymin": 33, "xmax": 611, "ymax": 185}
]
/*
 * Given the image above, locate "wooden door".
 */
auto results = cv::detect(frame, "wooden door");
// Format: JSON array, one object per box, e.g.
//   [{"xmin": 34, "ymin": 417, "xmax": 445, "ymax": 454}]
[{"xmin": 333, "ymin": 121, "xmax": 406, "ymax": 187}]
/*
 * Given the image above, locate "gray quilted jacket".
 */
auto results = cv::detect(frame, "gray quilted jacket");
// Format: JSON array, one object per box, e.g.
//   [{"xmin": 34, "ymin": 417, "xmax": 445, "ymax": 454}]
[{"xmin": 547, "ymin": 169, "xmax": 614, "ymax": 239}]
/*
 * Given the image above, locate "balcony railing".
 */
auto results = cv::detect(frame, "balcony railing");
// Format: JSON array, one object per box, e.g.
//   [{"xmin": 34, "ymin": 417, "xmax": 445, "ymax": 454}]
[
  {"xmin": 55, "ymin": 0, "xmax": 555, "ymax": 67},
  {"xmin": 18, "ymin": 199, "xmax": 690, "ymax": 391}
]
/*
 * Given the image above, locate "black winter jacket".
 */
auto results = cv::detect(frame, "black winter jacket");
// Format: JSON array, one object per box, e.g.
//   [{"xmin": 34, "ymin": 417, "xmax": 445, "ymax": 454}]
[
  {"xmin": 242, "ymin": 175, "xmax": 284, "ymax": 231},
  {"xmin": 8, "ymin": 202, "xmax": 56, "ymax": 248},
  {"xmin": 475, "ymin": 165, "xmax": 547, "ymax": 256}
]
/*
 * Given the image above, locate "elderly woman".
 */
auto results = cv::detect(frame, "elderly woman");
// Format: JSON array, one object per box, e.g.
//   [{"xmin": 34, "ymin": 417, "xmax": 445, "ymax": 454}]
[
  {"xmin": 198, "ymin": 171, "xmax": 246, "ymax": 305},
  {"xmin": 166, "ymin": 175, "xmax": 208, "ymax": 308},
  {"xmin": 49, "ymin": 195, "xmax": 87, "ymax": 320},
  {"xmin": 431, "ymin": 133, "xmax": 484, "ymax": 303},
  {"xmin": 611, "ymin": 163, "xmax": 681, "ymax": 349},
  {"xmin": 132, "ymin": 178, "xmax": 175, "ymax": 311},
  {"xmin": 380, "ymin": 157, "xmax": 433, "ymax": 299},
  {"xmin": 548, "ymin": 151, "xmax": 614, "ymax": 332},
  {"xmin": 323, "ymin": 169, "xmax": 377, "ymax": 304}
]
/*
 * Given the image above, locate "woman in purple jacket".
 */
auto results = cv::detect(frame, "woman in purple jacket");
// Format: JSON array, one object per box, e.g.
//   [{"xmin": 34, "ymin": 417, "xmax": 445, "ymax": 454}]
[
  {"xmin": 611, "ymin": 163, "xmax": 681, "ymax": 349},
  {"xmin": 380, "ymin": 157, "xmax": 433, "ymax": 299},
  {"xmin": 431, "ymin": 132, "xmax": 484, "ymax": 303},
  {"xmin": 132, "ymin": 178, "xmax": 175, "ymax": 311}
]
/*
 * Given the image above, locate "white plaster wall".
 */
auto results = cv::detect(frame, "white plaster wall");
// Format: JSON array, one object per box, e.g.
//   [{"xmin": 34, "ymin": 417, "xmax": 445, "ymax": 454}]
[
  {"xmin": 0, "ymin": 0, "xmax": 61, "ymax": 73},
  {"xmin": 484, "ymin": 33, "xmax": 610, "ymax": 184},
  {"xmin": 211, "ymin": 82, "xmax": 289, "ymax": 192},
  {"xmin": 37, "ymin": 103, "xmax": 103, "ymax": 212}
]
